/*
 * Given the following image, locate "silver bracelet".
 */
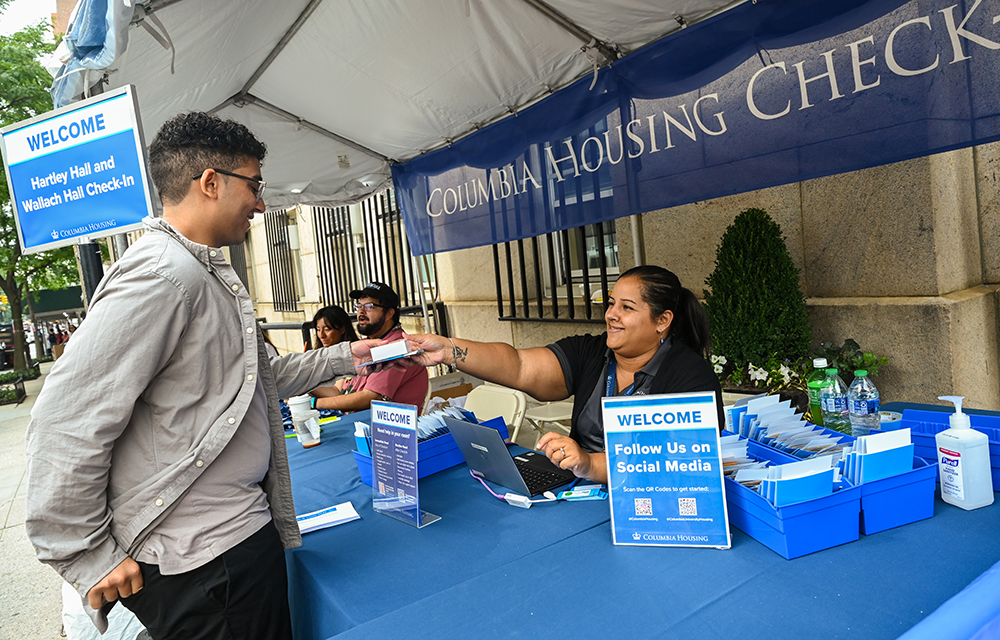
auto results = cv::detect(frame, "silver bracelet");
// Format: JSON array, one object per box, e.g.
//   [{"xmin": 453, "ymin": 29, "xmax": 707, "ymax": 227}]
[{"xmin": 447, "ymin": 337, "xmax": 459, "ymax": 372}]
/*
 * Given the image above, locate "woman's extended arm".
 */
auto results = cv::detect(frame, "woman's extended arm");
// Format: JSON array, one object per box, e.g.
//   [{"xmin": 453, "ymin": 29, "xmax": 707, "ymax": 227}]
[{"xmin": 406, "ymin": 334, "xmax": 570, "ymax": 402}]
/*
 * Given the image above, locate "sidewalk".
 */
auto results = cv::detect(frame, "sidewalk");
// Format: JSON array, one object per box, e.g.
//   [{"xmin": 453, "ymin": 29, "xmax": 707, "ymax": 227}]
[{"xmin": 0, "ymin": 361, "xmax": 64, "ymax": 639}]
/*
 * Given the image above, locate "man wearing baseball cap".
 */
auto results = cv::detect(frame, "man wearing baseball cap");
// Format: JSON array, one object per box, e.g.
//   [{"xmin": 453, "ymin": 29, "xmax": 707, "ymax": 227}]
[{"xmin": 311, "ymin": 282, "xmax": 429, "ymax": 413}]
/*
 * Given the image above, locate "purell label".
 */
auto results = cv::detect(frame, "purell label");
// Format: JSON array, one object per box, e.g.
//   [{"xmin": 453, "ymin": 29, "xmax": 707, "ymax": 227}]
[{"xmin": 938, "ymin": 447, "xmax": 964, "ymax": 501}]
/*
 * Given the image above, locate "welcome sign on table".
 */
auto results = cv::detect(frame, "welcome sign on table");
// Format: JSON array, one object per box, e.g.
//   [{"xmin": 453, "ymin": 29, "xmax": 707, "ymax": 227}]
[
  {"xmin": 603, "ymin": 392, "xmax": 730, "ymax": 548},
  {"xmin": 370, "ymin": 401, "xmax": 439, "ymax": 528},
  {"xmin": 0, "ymin": 85, "xmax": 153, "ymax": 254}
]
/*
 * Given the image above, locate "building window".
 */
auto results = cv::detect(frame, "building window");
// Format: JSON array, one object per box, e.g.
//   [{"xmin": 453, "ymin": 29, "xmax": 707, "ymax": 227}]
[{"xmin": 492, "ymin": 221, "xmax": 619, "ymax": 323}]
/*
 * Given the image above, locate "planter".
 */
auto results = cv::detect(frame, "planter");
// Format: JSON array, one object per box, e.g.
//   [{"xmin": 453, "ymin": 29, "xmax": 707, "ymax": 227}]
[{"xmin": 0, "ymin": 379, "xmax": 26, "ymax": 405}]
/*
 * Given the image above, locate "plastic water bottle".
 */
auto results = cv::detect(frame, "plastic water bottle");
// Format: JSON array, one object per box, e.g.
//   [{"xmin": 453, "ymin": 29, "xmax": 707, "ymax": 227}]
[
  {"xmin": 806, "ymin": 358, "xmax": 830, "ymax": 427},
  {"xmin": 847, "ymin": 370, "xmax": 880, "ymax": 437},
  {"xmin": 820, "ymin": 368, "xmax": 850, "ymax": 434}
]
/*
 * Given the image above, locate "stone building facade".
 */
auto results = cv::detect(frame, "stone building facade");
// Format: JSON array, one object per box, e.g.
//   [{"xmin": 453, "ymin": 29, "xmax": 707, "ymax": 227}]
[{"xmin": 246, "ymin": 141, "xmax": 1000, "ymax": 410}]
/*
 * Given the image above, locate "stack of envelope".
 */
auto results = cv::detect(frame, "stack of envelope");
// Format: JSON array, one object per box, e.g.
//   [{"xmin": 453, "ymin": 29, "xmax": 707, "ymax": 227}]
[
  {"xmin": 737, "ymin": 455, "xmax": 842, "ymax": 507},
  {"xmin": 839, "ymin": 428, "xmax": 914, "ymax": 484},
  {"xmin": 720, "ymin": 435, "xmax": 769, "ymax": 486},
  {"xmin": 726, "ymin": 393, "xmax": 851, "ymax": 459},
  {"xmin": 415, "ymin": 405, "xmax": 478, "ymax": 442}
]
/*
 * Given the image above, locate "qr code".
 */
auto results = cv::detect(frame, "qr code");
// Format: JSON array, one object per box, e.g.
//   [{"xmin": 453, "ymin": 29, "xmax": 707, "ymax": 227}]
[
  {"xmin": 679, "ymin": 498, "xmax": 697, "ymax": 516},
  {"xmin": 397, "ymin": 487, "xmax": 406, "ymax": 499},
  {"xmin": 634, "ymin": 498, "xmax": 653, "ymax": 516}
]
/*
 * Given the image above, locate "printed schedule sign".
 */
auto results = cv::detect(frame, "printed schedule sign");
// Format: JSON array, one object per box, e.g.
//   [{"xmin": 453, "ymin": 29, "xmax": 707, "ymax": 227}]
[
  {"xmin": 603, "ymin": 392, "xmax": 730, "ymax": 548},
  {"xmin": 0, "ymin": 85, "xmax": 153, "ymax": 254},
  {"xmin": 370, "ymin": 401, "xmax": 439, "ymax": 528}
]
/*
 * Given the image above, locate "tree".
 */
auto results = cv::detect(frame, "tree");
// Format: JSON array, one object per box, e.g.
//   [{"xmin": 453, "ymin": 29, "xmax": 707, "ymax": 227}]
[
  {"xmin": 704, "ymin": 208, "xmax": 812, "ymax": 376},
  {"xmin": 1, "ymin": 8, "xmax": 80, "ymax": 369}
]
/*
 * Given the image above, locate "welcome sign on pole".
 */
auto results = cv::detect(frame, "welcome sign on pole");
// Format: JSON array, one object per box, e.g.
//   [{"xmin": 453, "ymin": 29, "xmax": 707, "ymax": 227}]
[
  {"xmin": 603, "ymin": 392, "xmax": 730, "ymax": 548},
  {"xmin": 0, "ymin": 85, "xmax": 153, "ymax": 254}
]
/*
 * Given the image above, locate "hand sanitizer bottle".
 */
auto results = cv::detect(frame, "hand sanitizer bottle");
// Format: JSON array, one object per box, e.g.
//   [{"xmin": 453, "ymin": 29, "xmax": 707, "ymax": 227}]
[{"xmin": 935, "ymin": 396, "xmax": 994, "ymax": 510}]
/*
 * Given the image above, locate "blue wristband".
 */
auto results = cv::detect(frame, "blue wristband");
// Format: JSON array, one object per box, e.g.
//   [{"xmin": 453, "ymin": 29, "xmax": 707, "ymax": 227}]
[{"xmin": 310, "ymin": 397, "xmax": 317, "ymax": 409}]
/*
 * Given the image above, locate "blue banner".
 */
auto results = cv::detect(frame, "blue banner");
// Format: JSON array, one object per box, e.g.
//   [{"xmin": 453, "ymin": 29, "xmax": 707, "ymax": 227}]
[
  {"xmin": 603, "ymin": 393, "xmax": 729, "ymax": 548},
  {"xmin": 393, "ymin": 0, "xmax": 1000, "ymax": 255}
]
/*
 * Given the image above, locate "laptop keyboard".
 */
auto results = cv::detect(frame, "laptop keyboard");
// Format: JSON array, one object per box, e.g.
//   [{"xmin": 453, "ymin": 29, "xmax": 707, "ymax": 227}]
[{"xmin": 514, "ymin": 458, "xmax": 573, "ymax": 494}]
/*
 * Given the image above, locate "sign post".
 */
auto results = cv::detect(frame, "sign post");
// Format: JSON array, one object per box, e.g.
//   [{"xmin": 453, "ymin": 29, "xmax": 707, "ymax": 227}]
[
  {"xmin": 603, "ymin": 392, "xmax": 730, "ymax": 548},
  {"xmin": 370, "ymin": 400, "xmax": 440, "ymax": 528},
  {"xmin": 0, "ymin": 85, "xmax": 154, "ymax": 255}
]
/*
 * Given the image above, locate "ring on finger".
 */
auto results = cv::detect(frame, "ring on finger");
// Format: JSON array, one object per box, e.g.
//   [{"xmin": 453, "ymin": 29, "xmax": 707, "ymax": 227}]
[{"xmin": 560, "ymin": 447, "xmax": 566, "ymax": 457}]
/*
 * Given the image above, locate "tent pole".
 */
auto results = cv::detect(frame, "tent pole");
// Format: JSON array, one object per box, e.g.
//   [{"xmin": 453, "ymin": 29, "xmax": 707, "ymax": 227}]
[
  {"xmin": 630, "ymin": 215, "xmax": 644, "ymax": 267},
  {"xmin": 412, "ymin": 255, "xmax": 432, "ymax": 335}
]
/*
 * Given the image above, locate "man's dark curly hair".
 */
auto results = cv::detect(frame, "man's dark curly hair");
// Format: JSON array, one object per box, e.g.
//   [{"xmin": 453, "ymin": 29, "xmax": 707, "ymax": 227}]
[{"xmin": 148, "ymin": 112, "xmax": 267, "ymax": 205}]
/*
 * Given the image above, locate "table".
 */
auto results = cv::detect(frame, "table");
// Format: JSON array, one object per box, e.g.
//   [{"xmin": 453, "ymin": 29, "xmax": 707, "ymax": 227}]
[{"xmin": 285, "ymin": 411, "xmax": 1000, "ymax": 640}]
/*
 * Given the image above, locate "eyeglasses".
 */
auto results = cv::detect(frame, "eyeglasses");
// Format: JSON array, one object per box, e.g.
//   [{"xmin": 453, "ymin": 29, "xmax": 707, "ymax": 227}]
[
  {"xmin": 192, "ymin": 168, "xmax": 266, "ymax": 202},
  {"xmin": 355, "ymin": 302, "xmax": 384, "ymax": 313}
]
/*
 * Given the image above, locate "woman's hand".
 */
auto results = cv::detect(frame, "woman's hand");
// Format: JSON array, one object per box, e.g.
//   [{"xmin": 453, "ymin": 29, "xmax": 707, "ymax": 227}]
[
  {"xmin": 402, "ymin": 333, "xmax": 453, "ymax": 367},
  {"xmin": 537, "ymin": 432, "xmax": 591, "ymax": 478}
]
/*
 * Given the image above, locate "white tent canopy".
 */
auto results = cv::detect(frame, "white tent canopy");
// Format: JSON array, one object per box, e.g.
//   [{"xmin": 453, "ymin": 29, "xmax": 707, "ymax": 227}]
[{"xmin": 61, "ymin": 0, "xmax": 744, "ymax": 210}]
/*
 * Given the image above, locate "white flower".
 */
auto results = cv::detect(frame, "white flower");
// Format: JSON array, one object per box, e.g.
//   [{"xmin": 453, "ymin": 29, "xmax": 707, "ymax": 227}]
[
  {"xmin": 778, "ymin": 364, "xmax": 795, "ymax": 384},
  {"xmin": 711, "ymin": 354, "xmax": 727, "ymax": 365},
  {"xmin": 713, "ymin": 363, "xmax": 724, "ymax": 374},
  {"xmin": 748, "ymin": 363, "xmax": 768, "ymax": 383}
]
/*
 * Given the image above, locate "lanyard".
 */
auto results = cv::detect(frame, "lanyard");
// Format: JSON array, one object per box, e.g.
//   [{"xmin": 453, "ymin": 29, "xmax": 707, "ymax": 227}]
[{"xmin": 606, "ymin": 359, "xmax": 638, "ymax": 397}]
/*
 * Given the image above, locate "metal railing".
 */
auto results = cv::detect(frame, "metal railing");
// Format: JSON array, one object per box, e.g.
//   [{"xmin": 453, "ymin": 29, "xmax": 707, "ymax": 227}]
[
  {"xmin": 493, "ymin": 221, "xmax": 617, "ymax": 323},
  {"xmin": 264, "ymin": 209, "xmax": 298, "ymax": 312},
  {"xmin": 313, "ymin": 190, "xmax": 440, "ymax": 331},
  {"xmin": 228, "ymin": 241, "xmax": 251, "ymax": 290}
]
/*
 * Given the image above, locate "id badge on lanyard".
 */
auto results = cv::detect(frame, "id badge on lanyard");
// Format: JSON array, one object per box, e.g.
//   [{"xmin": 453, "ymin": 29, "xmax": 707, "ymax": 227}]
[{"xmin": 606, "ymin": 360, "xmax": 638, "ymax": 397}]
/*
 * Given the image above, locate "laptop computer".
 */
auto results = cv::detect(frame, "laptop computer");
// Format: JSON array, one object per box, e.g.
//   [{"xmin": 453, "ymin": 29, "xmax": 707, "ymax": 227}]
[{"xmin": 444, "ymin": 416, "xmax": 577, "ymax": 497}]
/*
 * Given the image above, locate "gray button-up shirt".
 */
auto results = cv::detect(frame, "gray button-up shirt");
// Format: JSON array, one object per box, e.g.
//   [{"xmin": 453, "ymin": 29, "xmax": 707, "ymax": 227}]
[{"xmin": 24, "ymin": 217, "xmax": 354, "ymax": 631}]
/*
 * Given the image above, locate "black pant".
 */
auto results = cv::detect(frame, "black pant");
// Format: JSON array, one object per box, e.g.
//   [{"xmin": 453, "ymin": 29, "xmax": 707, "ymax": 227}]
[{"xmin": 121, "ymin": 521, "xmax": 292, "ymax": 640}]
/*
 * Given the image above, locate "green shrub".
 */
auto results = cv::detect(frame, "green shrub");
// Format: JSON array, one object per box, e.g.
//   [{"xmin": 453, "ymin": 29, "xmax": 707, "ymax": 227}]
[
  {"xmin": 0, "ymin": 368, "xmax": 40, "ymax": 384},
  {"xmin": 816, "ymin": 339, "xmax": 887, "ymax": 385},
  {"xmin": 704, "ymin": 208, "xmax": 811, "ymax": 376}
]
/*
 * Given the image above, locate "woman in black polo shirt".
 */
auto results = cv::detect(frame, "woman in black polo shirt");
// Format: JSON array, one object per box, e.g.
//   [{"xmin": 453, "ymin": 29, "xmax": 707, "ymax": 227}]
[{"xmin": 408, "ymin": 265, "xmax": 721, "ymax": 484}]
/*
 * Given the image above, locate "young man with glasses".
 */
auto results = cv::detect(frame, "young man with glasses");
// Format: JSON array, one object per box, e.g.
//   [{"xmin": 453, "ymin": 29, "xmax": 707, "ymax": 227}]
[
  {"xmin": 311, "ymin": 282, "xmax": 429, "ymax": 413},
  {"xmin": 25, "ymin": 112, "xmax": 382, "ymax": 640}
]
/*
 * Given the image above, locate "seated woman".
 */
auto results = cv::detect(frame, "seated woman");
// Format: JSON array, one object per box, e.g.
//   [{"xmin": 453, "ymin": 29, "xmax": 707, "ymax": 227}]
[
  {"xmin": 407, "ymin": 266, "xmax": 722, "ymax": 484},
  {"xmin": 310, "ymin": 305, "xmax": 359, "ymax": 350},
  {"xmin": 281, "ymin": 305, "xmax": 360, "ymax": 426}
]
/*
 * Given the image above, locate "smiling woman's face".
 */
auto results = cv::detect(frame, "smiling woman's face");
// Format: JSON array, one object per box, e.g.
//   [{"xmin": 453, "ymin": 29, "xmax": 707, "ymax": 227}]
[
  {"xmin": 315, "ymin": 317, "xmax": 345, "ymax": 347},
  {"xmin": 604, "ymin": 277, "xmax": 672, "ymax": 359}
]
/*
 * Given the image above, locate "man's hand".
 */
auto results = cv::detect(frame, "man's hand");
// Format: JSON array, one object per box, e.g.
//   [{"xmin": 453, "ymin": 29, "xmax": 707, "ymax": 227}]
[
  {"xmin": 87, "ymin": 557, "xmax": 143, "ymax": 610},
  {"xmin": 350, "ymin": 337, "xmax": 417, "ymax": 373}
]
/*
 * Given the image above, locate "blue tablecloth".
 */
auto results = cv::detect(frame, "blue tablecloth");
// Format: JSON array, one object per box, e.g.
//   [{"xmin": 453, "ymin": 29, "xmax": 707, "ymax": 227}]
[{"xmin": 285, "ymin": 411, "xmax": 1000, "ymax": 640}]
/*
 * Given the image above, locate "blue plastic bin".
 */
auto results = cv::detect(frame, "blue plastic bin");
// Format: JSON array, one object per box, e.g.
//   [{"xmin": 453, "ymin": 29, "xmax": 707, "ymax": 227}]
[
  {"xmin": 724, "ymin": 439, "xmax": 861, "ymax": 559},
  {"xmin": 352, "ymin": 420, "xmax": 509, "ymax": 487},
  {"xmin": 858, "ymin": 456, "xmax": 937, "ymax": 534},
  {"xmin": 875, "ymin": 409, "xmax": 1000, "ymax": 492}
]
